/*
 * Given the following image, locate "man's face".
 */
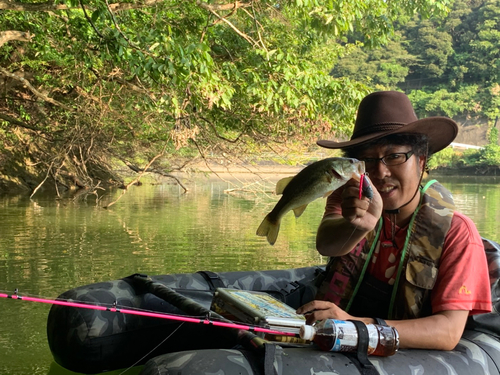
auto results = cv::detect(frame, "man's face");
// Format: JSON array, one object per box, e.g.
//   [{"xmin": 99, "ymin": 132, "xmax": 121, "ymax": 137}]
[{"xmin": 357, "ymin": 144, "xmax": 424, "ymax": 213}]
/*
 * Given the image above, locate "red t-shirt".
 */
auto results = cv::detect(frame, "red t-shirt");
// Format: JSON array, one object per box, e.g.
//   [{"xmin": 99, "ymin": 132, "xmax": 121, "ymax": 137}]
[{"xmin": 324, "ymin": 190, "xmax": 492, "ymax": 316}]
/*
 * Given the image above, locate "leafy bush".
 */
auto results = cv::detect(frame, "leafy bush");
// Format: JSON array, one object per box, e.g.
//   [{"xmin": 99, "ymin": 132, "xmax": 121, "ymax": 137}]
[
  {"xmin": 479, "ymin": 128, "xmax": 500, "ymax": 165},
  {"xmin": 427, "ymin": 147, "xmax": 457, "ymax": 169},
  {"xmin": 429, "ymin": 127, "xmax": 500, "ymax": 169}
]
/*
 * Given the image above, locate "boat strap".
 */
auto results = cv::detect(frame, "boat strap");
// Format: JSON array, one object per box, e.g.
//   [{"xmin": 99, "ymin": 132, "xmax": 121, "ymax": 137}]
[
  {"xmin": 263, "ymin": 343, "xmax": 277, "ymax": 375},
  {"xmin": 264, "ymin": 280, "xmax": 313, "ymax": 309},
  {"xmin": 346, "ymin": 320, "xmax": 380, "ymax": 375},
  {"xmin": 197, "ymin": 270, "xmax": 226, "ymax": 290}
]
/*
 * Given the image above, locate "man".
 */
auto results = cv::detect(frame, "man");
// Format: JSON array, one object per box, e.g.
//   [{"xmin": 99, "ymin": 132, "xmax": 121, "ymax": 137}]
[{"xmin": 296, "ymin": 91, "xmax": 491, "ymax": 351}]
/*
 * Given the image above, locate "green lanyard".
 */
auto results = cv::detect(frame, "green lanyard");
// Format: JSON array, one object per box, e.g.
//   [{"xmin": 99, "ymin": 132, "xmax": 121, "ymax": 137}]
[{"xmin": 345, "ymin": 179, "xmax": 437, "ymax": 318}]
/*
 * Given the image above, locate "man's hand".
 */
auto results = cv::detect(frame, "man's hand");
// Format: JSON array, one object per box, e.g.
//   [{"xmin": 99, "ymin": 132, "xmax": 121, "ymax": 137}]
[
  {"xmin": 297, "ymin": 300, "xmax": 469, "ymax": 351},
  {"xmin": 316, "ymin": 176, "xmax": 383, "ymax": 257},
  {"xmin": 296, "ymin": 300, "xmax": 368, "ymax": 325},
  {"xmin": 340, "ymin": 176, "xmax": 383, "ymax": 232}
]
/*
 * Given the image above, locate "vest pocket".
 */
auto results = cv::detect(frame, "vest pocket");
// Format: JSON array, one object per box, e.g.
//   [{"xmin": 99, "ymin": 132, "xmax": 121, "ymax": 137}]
[{"xmin": 406, "ymin": 257, "xmax": 438, "ymax": 290}]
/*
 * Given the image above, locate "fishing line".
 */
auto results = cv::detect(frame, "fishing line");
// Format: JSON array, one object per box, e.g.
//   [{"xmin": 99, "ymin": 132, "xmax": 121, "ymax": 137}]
[{"xmin": 117, "ymin": 321, "xmax": 186, "ymax": 375}]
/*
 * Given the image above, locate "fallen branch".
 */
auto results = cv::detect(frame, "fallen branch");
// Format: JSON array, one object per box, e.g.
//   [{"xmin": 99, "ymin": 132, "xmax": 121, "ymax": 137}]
[
  {"xmin": 124, "ymin": 161, "xmax": 188, "ymax": 192},
  {"xmin": 30, "ymin": 160, "xmax": 55, "ymax": 199},
  {"xmin": 104, "ymin": 145, "xmax": 168, "ymax": 209}
]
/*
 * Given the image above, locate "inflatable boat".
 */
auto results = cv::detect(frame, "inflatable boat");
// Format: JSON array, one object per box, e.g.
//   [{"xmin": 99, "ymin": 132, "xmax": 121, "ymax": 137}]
[{"xmin": 47, "ymin": 238, "xmax": 500, "ymax": 375}]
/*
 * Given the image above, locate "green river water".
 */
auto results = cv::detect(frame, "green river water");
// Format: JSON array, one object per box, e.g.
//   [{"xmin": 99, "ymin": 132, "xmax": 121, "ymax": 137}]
[{"xmin": 0, "ymin": 174, "xmax": 499, "ymax": 375}]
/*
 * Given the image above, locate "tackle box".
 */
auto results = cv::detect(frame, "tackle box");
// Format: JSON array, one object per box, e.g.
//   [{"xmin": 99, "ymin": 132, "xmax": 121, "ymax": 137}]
[{"xmin": 210, "ymin": 288, "xmax": 306, "ymax": 335}]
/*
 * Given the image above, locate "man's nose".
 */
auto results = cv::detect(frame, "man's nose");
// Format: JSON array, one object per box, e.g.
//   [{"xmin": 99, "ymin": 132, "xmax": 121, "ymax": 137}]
[{"xmin": 367, "ymin": 161, "xmax": 391, "ymax": 179}]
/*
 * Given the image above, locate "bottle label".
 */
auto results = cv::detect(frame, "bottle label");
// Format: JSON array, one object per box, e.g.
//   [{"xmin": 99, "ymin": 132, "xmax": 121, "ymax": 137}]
[{"xmin": 329, "ymin": 320, "xmax": 379, "ymax": 353}]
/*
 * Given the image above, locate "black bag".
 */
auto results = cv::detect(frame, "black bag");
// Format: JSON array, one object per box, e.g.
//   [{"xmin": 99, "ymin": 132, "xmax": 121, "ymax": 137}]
[{"xmin": 465, "ymin": 238, "xmax": 500, "ymax": 339}]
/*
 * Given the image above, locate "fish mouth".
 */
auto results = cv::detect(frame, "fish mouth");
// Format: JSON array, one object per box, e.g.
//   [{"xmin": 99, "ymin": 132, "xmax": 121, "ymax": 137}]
[
  {"xmin": 330, "ymin": 168, "xmax": 342, "ymax": 179},
  {"xmin": 357, "ymin": 161, "xmax": 366, "ymax": 175}
]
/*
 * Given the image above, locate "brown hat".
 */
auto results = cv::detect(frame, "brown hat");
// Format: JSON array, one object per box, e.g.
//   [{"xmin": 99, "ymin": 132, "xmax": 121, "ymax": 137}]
[{"xmin": 317, "ymin": 91, "xmax": 458, "ymax": 154}]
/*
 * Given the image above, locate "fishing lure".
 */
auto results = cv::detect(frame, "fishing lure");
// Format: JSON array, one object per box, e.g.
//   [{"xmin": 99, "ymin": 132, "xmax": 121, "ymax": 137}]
[{"xmin": 359, "ymin": 173, "xmax": 373, "ymax": 200}]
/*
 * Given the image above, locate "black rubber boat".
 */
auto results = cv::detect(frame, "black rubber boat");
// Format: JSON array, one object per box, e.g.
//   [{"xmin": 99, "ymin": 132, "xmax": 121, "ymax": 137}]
[{"xmin": 47, "ymin": 238, "xmax": 500, "ymax": 375}]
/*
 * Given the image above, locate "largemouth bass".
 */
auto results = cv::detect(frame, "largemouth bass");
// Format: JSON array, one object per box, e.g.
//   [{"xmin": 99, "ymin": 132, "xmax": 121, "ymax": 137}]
[{"xmin": 256, "ymin": 157, "xmax": 368, "ymax": 245}]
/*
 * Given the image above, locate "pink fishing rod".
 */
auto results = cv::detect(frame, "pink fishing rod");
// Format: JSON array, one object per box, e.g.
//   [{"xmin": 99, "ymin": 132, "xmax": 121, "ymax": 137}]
[{"xmin": 0, "ymin": 290, "xmax": 296, "ymax": 337}]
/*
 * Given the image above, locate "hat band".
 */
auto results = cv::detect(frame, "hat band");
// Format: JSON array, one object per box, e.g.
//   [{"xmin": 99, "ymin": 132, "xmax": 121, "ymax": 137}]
[{"xmin": 351, "ymin": 123, "xmax": 405, "ymax": 140}]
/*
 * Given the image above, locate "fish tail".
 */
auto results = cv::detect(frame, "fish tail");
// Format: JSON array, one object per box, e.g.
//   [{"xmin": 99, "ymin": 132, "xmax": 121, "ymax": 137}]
[{"xmin": 256, "ymin": 215, "xmax": 281, "ymax": 245}]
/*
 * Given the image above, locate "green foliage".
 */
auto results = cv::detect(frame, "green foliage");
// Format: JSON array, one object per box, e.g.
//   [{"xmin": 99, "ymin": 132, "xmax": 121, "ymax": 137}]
[
  {"xmin": 13, "ymin": 0, "xmax": 500, "ymax": 195},
  {"xmin": 404, "ymin": 19, "xmax": 454, "ymax": 78},
  {"xmin": 429, "ymin": 127, "xmax": 500, "ymax": 169},
  {"xmin": 427, "ymin": 147, "xmax": 457, "ymax": 169},
  {"xmin": 331, "ymin": 33, "xmax": 417, "ymax": 87},
  {"xmin": 429, "ymin": 148, "xmax": 481, "ymax": 169},
  {"xmin": 330, "ymin": 0, "xmax": 500, "ymax": 124},
  {"xmin": 1, "ymin": 0, "xmax": 451, "ymax": 191},
  {"xmin": 408, "ymin": 86, "xmax": 481, "ymax": 118},
  {"xmin": 479, "ymin": 127, "xmax": 500, "ymax": 165}
]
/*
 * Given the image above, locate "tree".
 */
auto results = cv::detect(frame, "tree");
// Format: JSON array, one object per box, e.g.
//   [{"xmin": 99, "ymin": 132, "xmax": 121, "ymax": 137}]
[
  {"xmin": 330, "ymin": 32, "xmax": 418, "ymax": 87},
  {"xmin": 404, "ymin": 18, "xmax": 454, "ymax": 80},
  {"xmin": 328, "ymin": 0, "xmax": 500, "ymax": 127},
  {"xmin": 450, "ymin": 0, "xmax": 500, "ymax": 85},
  {"xmin": 0, "ymin": 0, "xmax": 452, "ymax": 193}
]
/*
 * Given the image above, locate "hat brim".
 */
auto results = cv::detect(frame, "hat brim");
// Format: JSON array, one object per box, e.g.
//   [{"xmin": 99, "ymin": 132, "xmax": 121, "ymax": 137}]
[{"xmin": 317, "ymin": 117, "xmax": 458, "ymax": 154}]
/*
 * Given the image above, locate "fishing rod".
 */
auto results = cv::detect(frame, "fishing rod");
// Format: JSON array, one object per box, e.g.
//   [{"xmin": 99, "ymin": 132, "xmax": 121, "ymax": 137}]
[{"xmin": 0, "ymin": 289, "xmax": 296, "ymax": 337}]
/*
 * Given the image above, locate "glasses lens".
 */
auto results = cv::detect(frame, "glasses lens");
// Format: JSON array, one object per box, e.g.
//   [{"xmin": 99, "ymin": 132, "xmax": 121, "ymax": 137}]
[{"xmin": 383, "ymin": 153, "xmax": 408, "ymax": 166}]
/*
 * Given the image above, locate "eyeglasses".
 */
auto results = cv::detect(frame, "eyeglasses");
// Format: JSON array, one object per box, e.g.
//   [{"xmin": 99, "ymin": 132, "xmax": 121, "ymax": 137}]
[{"xmin": 361, "ymin": 151, "xmax": 414, "ymax": 167}]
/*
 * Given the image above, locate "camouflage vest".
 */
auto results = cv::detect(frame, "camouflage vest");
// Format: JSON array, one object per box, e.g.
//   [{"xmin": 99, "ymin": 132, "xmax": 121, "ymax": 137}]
[{"xmin": 316, "ymin": 180, "xmax": 456, "ymax": 319}]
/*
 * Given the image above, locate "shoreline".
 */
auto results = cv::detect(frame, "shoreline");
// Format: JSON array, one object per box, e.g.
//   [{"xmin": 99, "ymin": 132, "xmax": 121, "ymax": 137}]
[
  {"xmin": 1, "ymin": 162, "xmax": 499, "ymax": 196},
  {"xmin": 174, "ymin": 162, "xmax": 500, "ymax": 178}
]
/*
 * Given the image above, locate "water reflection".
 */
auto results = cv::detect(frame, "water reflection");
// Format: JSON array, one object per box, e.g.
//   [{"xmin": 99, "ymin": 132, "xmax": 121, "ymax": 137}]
[{"xmin": 0, "ymin": 174, "xmax": 498, "ymax": 374}]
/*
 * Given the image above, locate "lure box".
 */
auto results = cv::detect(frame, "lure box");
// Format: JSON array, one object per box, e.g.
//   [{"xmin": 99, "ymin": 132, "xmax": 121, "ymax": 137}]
[{"xmin": 210, "ymin": 288, "xmax": 306, "ymax": 335}]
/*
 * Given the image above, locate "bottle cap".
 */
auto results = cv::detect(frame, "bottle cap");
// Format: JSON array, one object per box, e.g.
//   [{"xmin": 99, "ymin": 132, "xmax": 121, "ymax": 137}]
[{"xmin": 299, "ymin": 324, "xmax": 315, "ymax": 340}]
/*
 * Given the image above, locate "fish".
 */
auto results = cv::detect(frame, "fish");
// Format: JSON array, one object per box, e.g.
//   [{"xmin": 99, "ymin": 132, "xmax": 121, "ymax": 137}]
[{"xmin": 256, "ymin": 157, "xmax": 368, "ymax": 245}]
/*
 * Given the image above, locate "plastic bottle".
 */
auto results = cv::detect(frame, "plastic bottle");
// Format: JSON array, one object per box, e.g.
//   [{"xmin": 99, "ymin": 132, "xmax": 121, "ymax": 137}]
[{"xmin": 299, "ymin": 319, "xmax": 399, "ymax": 356}]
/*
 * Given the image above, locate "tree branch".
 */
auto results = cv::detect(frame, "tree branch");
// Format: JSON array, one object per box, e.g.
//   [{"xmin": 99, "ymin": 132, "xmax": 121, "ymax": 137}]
[
  {"xmin": 197, "ymin": 1, "xmax": 259, "ymax": 46},
  {"xmin": 0, "ymin": 31, "xmax": 33, "ymax": 47},
  {"xmin": 198, "ymin": 114, "xmax": 244, "ymax": 143},
  {"xmin": 0, "ymin": 112, "xmax": 40, "ymax": 131},
  {"xmin": 123, "ymin": 161, "xmax": 188, "ymax": 192},
  {"xmin": 103, "ymin": 0, "xmax": 157, "ymax": 59},
  {"xmin": 197, "ymin": 1, "xmax": 252, "ymax": 12},
  {"xmin": 0, "ymin": 0, "xmax": 69, "ymax": 11},
  {"xmin": 0, "ymin": 0, "xmax": 171, "ymax": 12},
  {"xmin": 78, "ymin": 0, "xmax": 105, "ymax": 39},
  {"xmin": 30, "ymin": 160, "xmax": 54, "ymax": 199},
  {"xmin": 104, "ymin": 144, "xmax": 169, "ymax": 209},
  {"xmin": 0, "ymin": 67, "xmax": 73, "ymax": 111}
]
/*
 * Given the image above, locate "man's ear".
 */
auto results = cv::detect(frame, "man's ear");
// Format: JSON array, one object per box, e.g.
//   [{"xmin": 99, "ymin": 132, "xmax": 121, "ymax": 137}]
[{"xmin": 418, "ymin": 155, "xmax": 427, "ymax": 173}]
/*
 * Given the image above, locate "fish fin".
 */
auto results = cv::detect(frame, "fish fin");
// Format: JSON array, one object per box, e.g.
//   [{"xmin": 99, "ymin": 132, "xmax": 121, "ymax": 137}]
[
  {"xmin": 256, "ymin": 215, "xmax": 280, "ymax": 245},
  {"xmin": 275, "ymin": 177, "xmax": 294, "ymax": 195},
  {"xmin": 323, "ymin": 190, "xmax": 334, "ymax": 198},
  {"xmin": 292, "ymin": 204, "xmax": 308, "ymax": 218}
]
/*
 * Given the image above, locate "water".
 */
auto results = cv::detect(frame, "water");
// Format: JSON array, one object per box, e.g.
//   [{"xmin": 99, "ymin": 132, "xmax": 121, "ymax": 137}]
[{"xmin": 0, "ymin": 174, "xmax": 499, "ymax": 374}]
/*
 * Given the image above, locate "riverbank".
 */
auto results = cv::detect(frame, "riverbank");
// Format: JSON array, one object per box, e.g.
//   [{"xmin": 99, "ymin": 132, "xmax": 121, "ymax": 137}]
[
  {"xmin": 432, "ymin": 165, "xmax": 500, "ymax": 176},
  {"xmin": 0, "ymin": 159, "xmax": 304, "ymax": 195},
  {"xmin": 1, "ymin": 158, "xmax": 499, "ymax": 196}
]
